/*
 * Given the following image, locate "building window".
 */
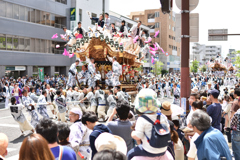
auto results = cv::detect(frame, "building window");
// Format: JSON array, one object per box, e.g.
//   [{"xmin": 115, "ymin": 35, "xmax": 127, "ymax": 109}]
[
  {"xmin": 55, "ymin": 0, "xmax": 67, "ymax": 4},
  {"xmin": 13, "ymin": 36, "xmax": 18, "ymax": 50},
  {"xmin": 6, "ymin": 2, "xmax": 13, "ymax": 18},
  {"xmin": 0, "ymin": 34, "xmax": 6, "ymax": 50},
  {"xmin": 169, "ymin": 35, "xmax": 171, "ymax": 39},
  {"xmin": 169, "ymin": 45, "xmax": 171, "ymax": 49},
  {"xmin": 172, "ymin": 27, "xmax": 175, "ymax": 31},
  {"xmin": 13, "ymin": 4, "xmax": 19, "ymax": 19},
  {"xmin": 155, "ymin": 22, "xmax": 159, "ymax": 28},
  {"xmin": 148, "ymin": 13, "xmax": 155, "ymax": 19},
  {"xmin": 155, "ymin": 12, "xmax": 159, "ymax": 17},
  {"xmin": 30, "ymin": 9, "xmax": 35, "ymax": 23},
  {"xmin": 19, "ymin": 37, "xmax": 24, "ymax": 51},
  {"xmin": 172, "ymin": 16, "xmax": 175, "ymax": 21},
  {"xmin": 134, "ymin": 17, "xmax": 139, "ymax": 21},
  {"xmin": 169, "ymin": 14, "xmax": 171, "ymax": 19},
  {"xmin": 6, "ymin": 35, "xmax": 12, "ymax": 50},
  {"xmin": 79, "ymin": 9, "xmax": 82, "ymax": 22},
  {"xmin": 169, "ymin": 25, "xmax": 171, "ymax": 30},
  {"xmin": 91, "ymin": 13, "xmax": 97, "ymax": 25},
  {"xmin": 0, "ymin": 1, "xmax": 6, "ymax": 17},
  {"xmin": 19, "ymin": 5, "xmax": 25, "ymax": 21}
]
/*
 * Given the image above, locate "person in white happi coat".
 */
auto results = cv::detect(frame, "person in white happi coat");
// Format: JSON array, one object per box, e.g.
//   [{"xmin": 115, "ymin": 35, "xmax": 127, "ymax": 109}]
[
  {"xmin": 46, "ymin": 84, "xmax": 56, "ymax": 118},
  {"xmin": 55, "ymin": 90, "xmax": 67, "ymax": 122},
  {"xmin": 80, "ymin": 87, "xmax": 97, "ymax": 113},
  {"xmin": 95, "ymin": 86, "xmax": 107, "ymax": 121},
  {"xmin": 78, "ymin": 65, "xmax": 89, "ymax": 86},
  {"xmin": 111, "ymin": 57, "xmax": 121, "ymax": 87},
  {"xmin": 69, "ymin": 108, "xmax": 92, "ymax": 160},
  {"xmin": 78, "ymin": 91, "xmax": 87, "ymax": 113},
  {"xmin": 165, "ymin": 81, "xmax": 171, "ymax": 98},
  {"xmin": 37, "ymin": 90, "xmax": 51, "ymax": 119},
  {"xmin": 173, "ymin": 83, "xmax": 180, "ymax": 105},
  {"xmin": 125, "ymin": 21, "xmax": 142, "ymax": 50},
  {"xmin": 9, "ymin": 97, "xmax": 35, "ymax": 135},
  {"xmin": 72, "ymin": 86, "xmax": 81, "ymax": 108},
  {"xmin": 62, "ymin": 27, "xmax": 76, "ymax": 46},
  {"xmin": 29, "ymin": 88, "xmax": 39, "ymax": 103},
  {"xmin": 67, "ymin": 60, "xmax": 80, "ymax": 89},
  {"xmin": 88, "ymin": 58, "xmax": 98, "ymax": 88},
  {"xmin": 106, "ymin": 89, "xmax": 117, "ymax": 119},
  {"xmin": 3, "ymin": 83, "xmax": 10, "ymax": 109},
  {"xmin": 22, "ymin": 90, "xmax": 39, "ymax": 128},
  {"xmin": 104, "ymin": 13, "xmax": 111, "ymax": 30},
  {"xmin": 66, "ymin": 87, "xmax": 74, "ymax": 111},
  {"xmin": 105, "ymin": 70, "xmax": 113, "ymax": 87}
]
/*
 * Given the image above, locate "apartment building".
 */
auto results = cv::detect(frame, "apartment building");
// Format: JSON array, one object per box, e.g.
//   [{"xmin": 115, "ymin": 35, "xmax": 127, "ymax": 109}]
[
  {"xmin": 129, "ymin": 9, "xmax": 181, "ymax": 72},
  {"xmin": 0, "ymin": 0, "xmax": 109, "ymax": 78}
]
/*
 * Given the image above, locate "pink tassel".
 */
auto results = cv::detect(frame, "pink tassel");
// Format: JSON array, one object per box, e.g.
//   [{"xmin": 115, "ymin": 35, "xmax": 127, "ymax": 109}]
[
  {"xmin": 151, "ymin": 56, "xmax": 155, "ymax": 64},
  {"xmin": 150, "ymin": 50, "xmax": 156, "ymax": 56},
  {"xmin": 154, "ymin": 30, "xmax": 159, "ymax": 38},
  {"xmin": 51, "ymin": 33, "xmax": 58, "ymax": 39},
  {"xmin": 144, "ymin": 37, "xmax": 152, "ymax": 43},
  {"xmin": 75, "ymin": 34, "xmax": 83, "ymax": 39},
  {"xmin": 133, "ymin": 36, "xmax": 139, "ymax": 43},
  {"xmin": 62, "ymin": 48, "xmax": 69, "ymax": 56},
  {"xmin": 69, "ymin": 53, "xmax": 74, "ymax": 58}
]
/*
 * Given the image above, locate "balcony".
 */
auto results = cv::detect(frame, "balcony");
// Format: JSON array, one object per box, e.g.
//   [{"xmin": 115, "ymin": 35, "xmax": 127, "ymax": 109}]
[{"xmin": 148, "ymin": 19, "xmax": 155, "ymax": 23}]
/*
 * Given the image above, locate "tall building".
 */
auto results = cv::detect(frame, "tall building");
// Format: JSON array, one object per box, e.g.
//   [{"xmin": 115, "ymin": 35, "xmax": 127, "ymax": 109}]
[
  {"xmin": 109, "ymin": 11, "xmax": 152, "ymax": 73},
  {"xmin": 228, "ymin": 49, "xmax": 236, "ymax": 63},
  {"xmin": 0, "ymin": 0, "xmax": 109, "ymax": 78},
  {"xmin": 191, "ymin": 43, "xmax": 222, "ymax": 65},
  {"xmin": 129, "ymin": 9, "xmax": 181, "ymax": 72}
]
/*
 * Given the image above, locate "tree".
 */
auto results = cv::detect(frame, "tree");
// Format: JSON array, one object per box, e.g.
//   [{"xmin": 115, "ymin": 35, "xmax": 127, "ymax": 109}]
[
  {"xmin": 200, "ymin": 65, "xmax": 207, "ymax": 72},
  {"xmin": 190, "ymin": 60, "xmax": 199, "ymax": 73},
  {"xmin": 234, "ymin": 52, "xmax": 240, "ymax": 77},
  {"xmin": 152, "ymin": 61, "xmax": 164, "ymax": 75}
]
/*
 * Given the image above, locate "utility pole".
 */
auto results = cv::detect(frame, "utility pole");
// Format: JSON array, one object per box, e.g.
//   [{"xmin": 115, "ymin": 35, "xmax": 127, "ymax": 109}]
[{"xmin": 180, "ymin": 0, "xmax": 190, "ymax": 113}]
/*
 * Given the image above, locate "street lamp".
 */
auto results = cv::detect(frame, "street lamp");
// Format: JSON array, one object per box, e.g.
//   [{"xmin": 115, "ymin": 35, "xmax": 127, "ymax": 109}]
[
  {"xmin": 99, "ymin": 34, "xmax": 104, "ymax": 41},
  {"xmin": 84, "ymin": 36, "xmax": 89, "ymax": 43},
  {"xmin": 110, "ymin": 39, "xmax": 114, "ymax": 47},
  {"xmin": 105, "ymin": 36, "xmax": 109, "ymax": 44},
  {"xmin": 114, "ymin": 42, "xmax": 119, "ymax": 50},
  {"xmin": 119, "ymin": 44, "xmax": 124, "ymax": 53}
]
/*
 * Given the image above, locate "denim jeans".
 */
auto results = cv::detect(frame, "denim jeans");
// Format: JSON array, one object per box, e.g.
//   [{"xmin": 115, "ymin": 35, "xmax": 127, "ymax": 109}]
[
  {"xmin": 225, "ymin": 128, "xmax": 231, "ymax": 143},
  {"xmin": 232, "ymin": 130, "xmax": 240, "ymax": 160}
]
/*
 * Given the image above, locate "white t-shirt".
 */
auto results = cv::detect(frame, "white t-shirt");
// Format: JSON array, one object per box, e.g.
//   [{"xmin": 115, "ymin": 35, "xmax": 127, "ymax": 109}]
[
  {"xmin": 134, "ymin": 114, "xmax": 169, "ymax": 154},
  {"xmin": 187, "ymin": 109, "xmax": 193, "ymax": 125},
  {"xmin": 187, "ymin": 133, "xmax": 199, "ymax": 160}
]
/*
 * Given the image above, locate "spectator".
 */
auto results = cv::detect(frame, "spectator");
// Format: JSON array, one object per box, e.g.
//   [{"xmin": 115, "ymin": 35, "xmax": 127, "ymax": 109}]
[
  {"xmin": 172, "ymin": 118, "xmax": 184, "ymax": 142},
  {"xmin": 191, "ymin": 110, "xmax": 231, "ymax": 160},
  {"xmin": 82, "ymin": 111, "xmax": 112, "ymax": 158},
  {"xmin": 19, "ymin": 134, "xmax": 55, "ymax": 160},
  {"xmin": 0, "ymin": 133, "xmax": 8, "ymax": 160},
  {"xmin": 69, "ymin": 108, "xmax": 92, "ymax": 160},
  {"xmin": 207, "ymin": 89, "xmax": 222, "ymax": 130},
  {"xmin": 57, "ymin": 123, "xmax": 83, "ymax": 159},
  {"xmin": 231, "ymin": 88, "xmax": 240, "ymax": 119},
  {"xmin": 222, "ymin": 95, "xmax": 232, "ymax": 146},
  {"xmin": 230, "ymin": 97, "xmax": 240, "ymax": 160},
  {"xmin": 127, "ymin": 89, "xmax": 170, "ymax": 160},
  {"xmin": 36, "ymin": 118, "xmax": 77, "ymax": 160},
  {"xmin": 160, "ymin": 101, "xmax": 172, "ymax": 120},
  {"xmin": 107, "ymin": 101, "xmax": 133, "ymax": 152},
  {"xmin": 93, "ymin": 150, "xmax": 126, "ymax": 160},
  {"xmin": 168, "ymin": 120, "xmax": 184, "ymax": 160}
]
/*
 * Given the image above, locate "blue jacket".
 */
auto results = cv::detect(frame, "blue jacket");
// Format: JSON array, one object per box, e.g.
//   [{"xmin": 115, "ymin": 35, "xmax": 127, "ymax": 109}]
[{"xmin": 194, "ymin": 127, "xmax": 232, "ymax": 160}]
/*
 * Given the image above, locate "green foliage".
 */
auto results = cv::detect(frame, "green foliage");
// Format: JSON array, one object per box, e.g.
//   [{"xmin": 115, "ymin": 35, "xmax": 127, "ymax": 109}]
[
  {"xmin": 135, "ymin": 65, "xmax": 143, "ymax": 72},
  {"xmin": 161, "ymin": 69, "xmax": 169, "ymax": 75},
  {"xmin": 234, "ymin": 51, "xmax": 240, "ymax": 77},
  {"xmin": 152, "ymin": 61, "xmax": 164, "ymax": 75},
  {"xmin": 200, "ymin": 65, "xmax": 207, "ymax": 72},
  {"xmin": 190, "ymin": 60, "xmax": 199, "ymax": 73}
]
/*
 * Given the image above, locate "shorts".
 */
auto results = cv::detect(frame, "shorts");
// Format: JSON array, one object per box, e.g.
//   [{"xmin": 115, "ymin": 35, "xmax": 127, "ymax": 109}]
[
  {"xmin": 57, "ymin": 112, "xmax": 66, "ymax": 122},
  {"xmin": 18, "ymin": 120, "xmax": 34, "ymax": 132}
]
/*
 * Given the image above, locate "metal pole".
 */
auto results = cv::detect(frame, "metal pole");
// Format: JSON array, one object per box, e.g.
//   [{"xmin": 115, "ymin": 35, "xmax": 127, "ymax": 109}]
[{"xmin": 181, "ymin": 0, "xmax": 190, "ymax": 113}]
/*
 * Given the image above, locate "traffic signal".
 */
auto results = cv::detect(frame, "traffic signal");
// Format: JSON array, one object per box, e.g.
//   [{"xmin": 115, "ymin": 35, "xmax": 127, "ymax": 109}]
[{"xmin": 159, "ymin": 0, "xmax": 172, "ymax": 14}]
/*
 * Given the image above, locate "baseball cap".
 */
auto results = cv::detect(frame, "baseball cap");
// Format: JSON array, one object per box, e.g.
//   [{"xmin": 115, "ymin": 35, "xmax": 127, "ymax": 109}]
[
  {"xmin": 208, "ymin": 89, "xmax": 219, "ymax": 98},
  {"xmin": 70, "ymin": 108, "xmax": 82, "ymax": 119},
  {"xmin": 95, "ymin": 133, "xmax": 127, "ymax": 155}
]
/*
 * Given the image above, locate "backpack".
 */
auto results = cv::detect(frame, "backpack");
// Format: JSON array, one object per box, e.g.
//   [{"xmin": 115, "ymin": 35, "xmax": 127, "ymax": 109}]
[{"xmin": 141, "ymin": 113, "xmax": 171, "ymax": 148}]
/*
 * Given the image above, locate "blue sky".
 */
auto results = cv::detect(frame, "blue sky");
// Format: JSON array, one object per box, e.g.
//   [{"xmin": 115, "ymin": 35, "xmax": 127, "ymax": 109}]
[{"xmin": 110, "ymin": 0, "xmax": 240, "ymax": 57}]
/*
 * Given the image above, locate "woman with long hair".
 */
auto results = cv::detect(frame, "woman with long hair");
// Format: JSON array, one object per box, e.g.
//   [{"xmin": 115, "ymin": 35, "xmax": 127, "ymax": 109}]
[
  {"xmin": 222, "ymin": 95, "xmax": 232, "ymax": 146},
  {"xmin": 19, "ymin": 134, "xmax": 55, "ymax": 160}
]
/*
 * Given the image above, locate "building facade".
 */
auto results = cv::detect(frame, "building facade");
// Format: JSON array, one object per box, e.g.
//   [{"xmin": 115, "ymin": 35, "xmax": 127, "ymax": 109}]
[
  {"xmin": 0, "ymin": 0, "xmax": 109, "ymax": 78},
  {"xmin": 129, "ymin": 9, "xmax": 181, "ymax": 72},
  {"xmin": 191, "ymin": 43, "xmax": 222, "ymax": 65},
  {"xmin": 228, "ymin": 49, "xmax": 236, "ymax": 63}
]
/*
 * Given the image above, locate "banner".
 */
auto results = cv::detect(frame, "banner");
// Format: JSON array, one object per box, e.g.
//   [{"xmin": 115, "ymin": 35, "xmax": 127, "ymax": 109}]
[{"xmin": 38, "ymin": 68, "xmax": 44, "ymax": 82}]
